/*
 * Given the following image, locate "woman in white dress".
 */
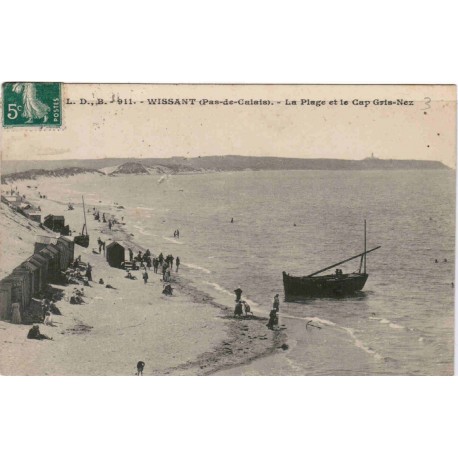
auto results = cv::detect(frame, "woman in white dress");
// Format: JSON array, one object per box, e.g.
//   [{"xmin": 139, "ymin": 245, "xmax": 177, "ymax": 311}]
[
  {"xmin": 11, "ymin": 303, "xmax": 22, "ymax": 324},
  {"xmin": 12, "ymin": 83, "xmax": 50, "ymax": 123}
]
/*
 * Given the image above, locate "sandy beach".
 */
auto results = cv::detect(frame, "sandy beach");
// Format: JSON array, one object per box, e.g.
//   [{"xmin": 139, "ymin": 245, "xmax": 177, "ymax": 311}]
[{"xmin": 0, "ymin": 175, "xmax": 286, "ymax": 375}]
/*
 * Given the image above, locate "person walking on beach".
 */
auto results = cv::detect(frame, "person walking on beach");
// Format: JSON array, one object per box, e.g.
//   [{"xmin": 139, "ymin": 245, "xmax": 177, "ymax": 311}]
[
  {"xmin": 176, "ymin": 229, "xmax": 180, "ymax": 238},
  {"xmin": 158, "ymin": 253, "xmax": 164, "ymax": 266},
  {"xmin": 143, "ymin": 270, "xmax": 149, "ymax": 284},
  {"xmin": 169, "ymin": 255, "xmax": 174, "ymax": 268},
  {"xmin": 267, "ymin": 309, "xmax": 277, "ymax": 330},
  {"xmin": 234, "ymin": 301, "xmax": 243, "ymax": 317},
  {"xmin": 162, "ymin": 262, "xmax": 168, "ymax": 280},
  {"xmin": 86, "ymin": 263, "xmax": 93, "ymax": 282},
  {"xmin": 234, "ymin": 287, "xmax": 243, "ymax": 302},
  {"xmin": 153, "ymin": 258, "xmax": 158, "ymax": 274},
  {"xmin": 136, "ymin": 361, "xmax": 145, "ymax": 376},
  {"xmin": 273, "ymin": 294, "xmax": 280, "ymax": 312},
  {"xmin": 176, "ymin": 256, "xmax": 180, "ymax": 272},
  {"xmin": 129, "ymin": 248, "xmax": 133, "ymax": 262}
]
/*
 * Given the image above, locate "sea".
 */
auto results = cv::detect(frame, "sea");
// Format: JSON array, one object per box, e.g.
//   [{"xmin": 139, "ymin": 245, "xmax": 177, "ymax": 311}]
[{"xmin": 60, "ymin": 169, "xmax": 455, "ymax": 375}]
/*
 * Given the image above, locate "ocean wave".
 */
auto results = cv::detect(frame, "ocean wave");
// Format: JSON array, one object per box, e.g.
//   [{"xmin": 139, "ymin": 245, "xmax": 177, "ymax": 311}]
[
  {"xmin": 202, "ymin": 281, "xmax": 232, "ymax": 295},
  {"xmin": 372, "ymin": 317, "xmax": 405, "ymax": 330},
  {"xmin": 133, "ymin": 225, "xmax": 152, "ymax": 236},
  {"xmin": 134, "ymin": 206, "xmax": 156, "ymax": 211},
  {"xmin": 162, "ymin": 236, "xmax": 184, "ymax": 245},
  {"xmin": 281, "ymin": 314, "xmax": 383, "ymax": 360},
  {"xmin": 184, "ymin": 263, "xmax": 211, "ymax": 274}
]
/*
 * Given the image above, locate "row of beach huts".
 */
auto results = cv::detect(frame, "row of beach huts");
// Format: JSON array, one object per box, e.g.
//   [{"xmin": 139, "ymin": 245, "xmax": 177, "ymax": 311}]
[
  {"xmin": 1, "ymin": 193, "xmax": 42, "ymax": 223},
  {"xmin": 0, "ymin": 235, "xmax": 75, "ymax": 321}
]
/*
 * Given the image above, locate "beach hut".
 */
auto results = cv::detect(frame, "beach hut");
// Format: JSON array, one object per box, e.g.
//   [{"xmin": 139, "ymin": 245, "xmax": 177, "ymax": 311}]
[
  {"xmin": 45, "ymin": 245, "xmax": 61, "ymax": 269},
  {"xmin": 43, "ymin": 215, "xmax": 66, "ymax": 233},
  {"xmin": 54, "ymin": 241, "xmax": 68, "ymax": 271},
  {"xmin": 12, "ymin": 267, "xmax": 32, "ymax": 310},
  {"xmin": 21, "ymin": 260, "xmax": 41, "ymax": 295},
  {"xmin": 25, "ymin": 256, "xmax": 45, "ymax": 294},
  {"xmin": 106, "ymin": 241, "xmax": 135, "ymax": 268},
  {"xmin": 3, "ymin": 270, "xmax": 31, "ymax": 314},
  {"xmin": 0, "ymin": 281, "xmax": 12, "ymax": 320},
  {"xmin": 34, "ymin": 235, "xmax": 59, "ymax": 253},
  {"xmin": 3, "ymin": 195, "xmax": 22, "ymax": 207},
  {"xmin": 39, "ymin": 247, "xmax": 60, "ymax": 281},
  {"xmin": 57, "ymin": 236, "xmax": 74, "ymax": 267},
  {"xmin": 25, "ymin": 210, "xmax": 42, "ymax": 223},
  {"xmin": 31, "ymin": 253, "xmax": 49, "ymax": 290}
]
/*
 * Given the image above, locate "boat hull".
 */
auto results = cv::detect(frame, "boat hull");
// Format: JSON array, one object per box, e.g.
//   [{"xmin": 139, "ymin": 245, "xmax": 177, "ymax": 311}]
[
  {"xmin": 282, "ymin": 271, "xmax": 368, "ymax": 301},
  {"xmin": 74, "ymin": 235, "xmax": 89, "ymax": 248}
]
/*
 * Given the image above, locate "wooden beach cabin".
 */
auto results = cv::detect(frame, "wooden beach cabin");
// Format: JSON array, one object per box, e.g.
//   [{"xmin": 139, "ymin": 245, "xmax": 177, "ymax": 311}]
[
  {"xmin": 34, "ymin": 235, "xmax": 73, "ymax": 272},
  {"xmin": 2, "ymin": 270, "xmax": 32, "ymax": 315},
  {"xmin": 57, "ymin": 236, "xmax": 74, "ymax": 267},
  {"xmin": 31, "ymin": 253, "xmax": 49, "ymax": 290},
  {"xmin": 2, "ymin": 195, "xmax": 22, "ymax": 208},
  {"xmin": 0, "ymin": 282, "xmax": 12, "ymax": 320},
  {"xmin": 35, "ymin": 235, "xmax": 58, "ymax": 253},
  {"xmin": 106, "ymin": 241, "xmax": 136, "ymax": 268},
  {"xmin": 24, "ymin": 210, "xmax": 42, "ymax": 223},
  {"xmin": 43, "ymin": 215, "xmax": 70, "ymax": 235},
  {"xmin": 38, "ymin": 247, "xmax": 60, "ymax": 282},
  {"xmin": 54, "ymin": 240, "xmax": 68, "ymax": 271},
  {"xmin": 21, "ymin": 259, "xmax": 41, "ymax": 295}
]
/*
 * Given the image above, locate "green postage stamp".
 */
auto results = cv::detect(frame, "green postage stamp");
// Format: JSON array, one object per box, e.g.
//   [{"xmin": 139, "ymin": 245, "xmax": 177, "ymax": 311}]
[{"xmin": 2, "ymin": 82, "xmax": 62, "ymax": 127}]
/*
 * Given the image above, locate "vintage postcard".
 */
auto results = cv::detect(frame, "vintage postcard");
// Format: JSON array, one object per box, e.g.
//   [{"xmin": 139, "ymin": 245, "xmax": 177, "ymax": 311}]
[{"xmin": 0, "ymin": 83, "xmax": 455, "ymax": 375}]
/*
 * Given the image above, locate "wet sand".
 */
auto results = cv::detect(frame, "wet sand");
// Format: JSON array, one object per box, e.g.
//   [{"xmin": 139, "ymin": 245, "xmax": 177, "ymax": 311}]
[{"xmin": 0, "ymin": 176, "xmax": 286, "ymax": 375}]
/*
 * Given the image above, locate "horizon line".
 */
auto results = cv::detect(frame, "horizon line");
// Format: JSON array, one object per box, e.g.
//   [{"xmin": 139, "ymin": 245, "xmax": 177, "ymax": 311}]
[{"xmin": 1, "ymin": 154, "xmax": 450, "ymax": 164}]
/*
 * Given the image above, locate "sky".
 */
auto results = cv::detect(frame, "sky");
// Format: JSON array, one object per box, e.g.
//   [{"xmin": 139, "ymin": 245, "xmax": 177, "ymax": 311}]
[{"xmin": 1, "ymin": 84, "xmax": 456, "ymax": 168}]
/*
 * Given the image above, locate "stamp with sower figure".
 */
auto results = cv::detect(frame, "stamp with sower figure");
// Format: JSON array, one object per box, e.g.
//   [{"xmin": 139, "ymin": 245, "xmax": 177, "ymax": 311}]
[{"xmin": 2, "ymin": 82, "xmax": 62, "ymax": 127}]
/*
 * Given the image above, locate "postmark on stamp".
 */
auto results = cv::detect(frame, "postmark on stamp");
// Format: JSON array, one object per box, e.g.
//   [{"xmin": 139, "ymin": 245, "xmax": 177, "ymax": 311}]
[{"xmin": 2, "ymin": 82, "xmax": 62, "ymax": 127}]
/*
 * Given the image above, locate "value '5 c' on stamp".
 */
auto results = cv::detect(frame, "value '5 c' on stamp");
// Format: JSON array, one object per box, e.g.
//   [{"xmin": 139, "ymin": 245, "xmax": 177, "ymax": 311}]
[{"xmin": 2, "ymin": 82, "xmax": 62, "ymax": 127}]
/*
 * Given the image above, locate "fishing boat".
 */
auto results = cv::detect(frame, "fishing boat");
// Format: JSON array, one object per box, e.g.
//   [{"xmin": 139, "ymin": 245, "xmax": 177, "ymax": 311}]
[
  {"xmin": 74, "ymin": 196, "xmax": 90, "ymax": 248},
  {"xmin": 282, "ymin": 221, "xmax": 380, "ymax": 301}
]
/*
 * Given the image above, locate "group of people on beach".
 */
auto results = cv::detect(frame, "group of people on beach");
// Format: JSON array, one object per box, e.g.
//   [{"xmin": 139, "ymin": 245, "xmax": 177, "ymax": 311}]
[
  {"xmin": 173, "ymin": 229, "xmax": 180, "ymax": 238},
  {"xmin": 92, "ymin": 208, "xmax": 119, "ymax": 230},
  {"xmin": 124, "ymin": 247, "xmax": 180, "ymax": 296},
  {"xmin": 27, "ymin": 296, "xmax": 63, "ymax": 341},
  {"xmin": 233, "ymin": 287, "xmax": 281, "ymax": 330},
  {"xmin": 126, "ymin": 249, "xmax": 181, "ymax": 275}
]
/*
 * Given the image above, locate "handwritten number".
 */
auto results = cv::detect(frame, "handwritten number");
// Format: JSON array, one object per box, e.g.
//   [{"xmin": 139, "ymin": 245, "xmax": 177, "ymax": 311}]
[{"xmin": 423, "ymin": 97, "xmax": 431, "ymax": 110}]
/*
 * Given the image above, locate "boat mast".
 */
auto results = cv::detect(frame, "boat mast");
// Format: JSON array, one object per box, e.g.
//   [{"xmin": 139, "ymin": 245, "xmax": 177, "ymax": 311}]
[
  {"xmin": 82, "ymin": 195, "xmax": 87, "ymax": 235},
  {"xmin": 364, "ymin": 219, "xmax": 367, "ymax": 274},
  {"xmin": 307, "ymin": 245, "xmax": 381, "ymax": 277}
]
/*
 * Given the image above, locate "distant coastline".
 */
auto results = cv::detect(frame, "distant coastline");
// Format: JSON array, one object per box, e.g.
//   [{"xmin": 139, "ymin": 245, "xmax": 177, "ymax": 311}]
[{"xmin": 0, "ymin": 155, "xmax": 450, "ymax": 179}]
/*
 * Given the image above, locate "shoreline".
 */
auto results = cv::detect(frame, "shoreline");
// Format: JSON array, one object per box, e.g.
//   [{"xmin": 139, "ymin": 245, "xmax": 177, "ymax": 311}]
[{"xmin": 0, "ymin": 175, "xmax": 287, "ymax": 375}]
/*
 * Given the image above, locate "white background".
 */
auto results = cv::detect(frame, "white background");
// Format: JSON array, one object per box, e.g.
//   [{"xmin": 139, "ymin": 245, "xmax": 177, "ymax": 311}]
[{"xmin": 0, "ymin": 1, "xmax": 456, "ymax": 457}]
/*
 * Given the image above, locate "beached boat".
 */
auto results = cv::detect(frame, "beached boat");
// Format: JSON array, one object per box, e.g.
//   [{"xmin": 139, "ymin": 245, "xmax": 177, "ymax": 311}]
[
  {"xmin": 283, "ymin": 221, "xmax": 380, "ymax": 301},
  {"xmin": 74, "ymin": 196, "xmax": 90, "ymax": 248}
]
